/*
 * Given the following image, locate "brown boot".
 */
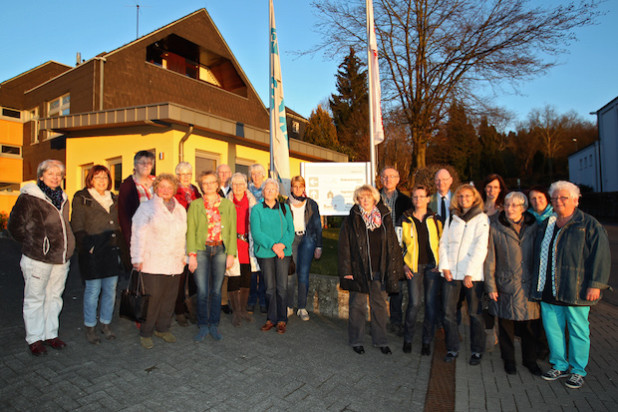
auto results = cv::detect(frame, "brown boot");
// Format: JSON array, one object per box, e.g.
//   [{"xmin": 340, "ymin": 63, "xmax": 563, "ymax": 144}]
[
  {"xmin": 229, "ymin": 290, "xmax": 242, "ymax": 327},
  {"xmin": 86, "ymin": 326, "xmax": 101, "ymax": 344},
  {"xmin": 239, "ymin": 288, "xmax": 253, "ymax": 322},
  {"xmin": 100, "ymin": 323, "xmax": 116, "ymax": 340}
]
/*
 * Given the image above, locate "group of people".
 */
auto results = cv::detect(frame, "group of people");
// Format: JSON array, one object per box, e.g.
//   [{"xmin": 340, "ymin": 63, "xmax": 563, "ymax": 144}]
[
  {"xmin": 8, "ymin": 153, "xmax": 322, "ymax": 354},
  {"xmin": 337, "ymin": 166, "xmax": 610, "ymax": 390},
  {"xmin": 7, "ymin": 157, "xmax": 611, "ymax": 390}
]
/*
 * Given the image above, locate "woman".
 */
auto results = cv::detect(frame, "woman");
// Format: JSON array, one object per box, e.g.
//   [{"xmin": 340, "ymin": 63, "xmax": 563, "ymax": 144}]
[
  {"xmin": 187, "ymin": 171, "xmax": 237, "ymax": 342},
  {"xmin": 531, "ymin": 181, "xmax": 610, "ymax": 389},
  {"xmin": 71, "ymin": 165, "xmax": 126, "ymax": 344},
  {"xmin": 131, "ymin": 174, "xmax": 187, "ymax": 349},
  {"xmin": 528, "ymin": 185, "xmax": 553, "ymax": 223},
  {"xmin": 439, "ymin": 184, "xmax": 489, "ymax": 365},
  {"xmin": 399, "ymin": 185, "xmax": 442, "ymax": 356},
  {"xmin": 285, "ymin": 176, "xmax": 323, "ymax": 321},
  {"xmin": 250, "ymin": 179, "xmax": 294, "ymax": 334},
  {"xmin": 485, "ymin": 192, "xmax": 541, "ymax": 375},
  {"xmin": 481, "ymin": 174, "xmax": 508, "ymax": 217},
  {"xmin": 173, "ymin": 162, "xmax": 201, "ymax": 327},
  {"xmin": 338, "ymin": 184, "xmax": 403, "ymax": 355},
  {"xmin": 226, "ymin": 173, "xmax": 258, "ymax": 326},
  {"xmin": 8, "ymin": 159, "xmax": 75, "ymax": 356},
  {"xmin": 247, "ymin": 163, "xmax": 267, "ymax": 313}
]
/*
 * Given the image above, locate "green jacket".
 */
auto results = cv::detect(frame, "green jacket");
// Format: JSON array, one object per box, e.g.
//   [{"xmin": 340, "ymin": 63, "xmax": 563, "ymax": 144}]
[{"xmin": 186, "ymin": 198, "xmax": 237, "ymax": 256}]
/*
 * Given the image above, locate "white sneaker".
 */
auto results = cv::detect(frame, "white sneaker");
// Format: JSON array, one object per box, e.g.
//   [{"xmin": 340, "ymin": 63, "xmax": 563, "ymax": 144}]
[
  {"xmin": 287, "ymin": 307, "xmax": 294, "ymax": 318},
  {"xmin": 297, "ymin": 308, "xmax": 310, "ymax": 321}
]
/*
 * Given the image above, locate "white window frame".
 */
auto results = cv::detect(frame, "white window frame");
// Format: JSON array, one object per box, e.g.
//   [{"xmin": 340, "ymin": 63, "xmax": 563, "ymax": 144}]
[{"xmin": 48, "ymin": 93, "xmax": 70, "ymax": 118}]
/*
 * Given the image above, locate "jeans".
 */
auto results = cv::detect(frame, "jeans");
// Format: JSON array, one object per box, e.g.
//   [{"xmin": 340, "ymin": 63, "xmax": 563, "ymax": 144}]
[
  {"xmin": 349, "ymin": 280, "xmax": 388, "ymax": 347},
  {"xmin": 259, "ymin": 256, "xmax": 291, "ymax": 323},
  {"xmin": 389, "ymin": 281, "xmax": 404, "ymax": 326},
  {"xmin": 195, "ymin": 246, "xmax": 226, "ymax": 326},
  {"xmin": 443, "ymin": 279, "xmax": 486, "ymax": 354},
  {"xmin": 422, "ymin": 268, "xmax": 444, "ymax": 345},
  {"xmin": 541, "ymin": 302, "xmax": 591, "ymax": 376},
  {"xmin": 287, "ymin": 234, "xmax": 316, "ymax": 309},
  {"xmin": 249, "ymin": 271, "xmax": 266, "ymax": 307},
  {"xmin": 83, "ymin": 276, "xmax": 118, "ymax": 327},
  {"xmin": 403, "ymin": 264, "xmax": 431, "ymax": 343}
]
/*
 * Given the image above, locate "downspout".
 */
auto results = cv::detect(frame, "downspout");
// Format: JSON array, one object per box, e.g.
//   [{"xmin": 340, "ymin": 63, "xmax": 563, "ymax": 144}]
[
  {"xmin": 178, "ymin": 124, "xmax": 194, "ymax": 163},
  {"xmin": 93, "ymin": 57, "xmax": 106, "ymax": 110}
]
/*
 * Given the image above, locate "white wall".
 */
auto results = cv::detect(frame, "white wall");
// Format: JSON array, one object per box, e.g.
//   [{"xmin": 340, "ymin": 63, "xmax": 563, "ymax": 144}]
[
  {"xmin": 599, "ymin": 98, "xmax": 618, "ymax": 192},
  {"xmin": 568, "ymin": 143, "xmax": 600, "ymax": 191}
]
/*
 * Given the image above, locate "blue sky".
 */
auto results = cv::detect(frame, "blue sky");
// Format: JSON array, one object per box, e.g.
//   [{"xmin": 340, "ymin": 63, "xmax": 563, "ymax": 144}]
[{"xmin": 1, "ymin": 1, "xmax": 616, "ymax": 130}]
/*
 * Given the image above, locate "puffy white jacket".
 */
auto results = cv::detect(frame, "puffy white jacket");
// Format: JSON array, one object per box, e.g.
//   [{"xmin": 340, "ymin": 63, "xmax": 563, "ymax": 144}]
[
  {"xmin": 131, "ymin": 195, "xmax": 187, "ymax": 275},
  {"xmin": 438, "ymin": 209, "xmax": 490, "ymax": 281}
]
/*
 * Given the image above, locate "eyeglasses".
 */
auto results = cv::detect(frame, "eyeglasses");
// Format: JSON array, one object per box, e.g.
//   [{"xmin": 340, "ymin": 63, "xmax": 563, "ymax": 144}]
[
  {"xmin": 550, "ymin": 196, "xmax": 570, "ymax": 202},
  {"xmin": 93, "ymin": 175, "xmax": 109, "ymax": 180},
  {"xmin": 412, "ymin": 195, "xmax": 427, "ymax": 200},
  {"xmin": 136, "ymin": 161, "xmax": 153, "ymax": 166}
]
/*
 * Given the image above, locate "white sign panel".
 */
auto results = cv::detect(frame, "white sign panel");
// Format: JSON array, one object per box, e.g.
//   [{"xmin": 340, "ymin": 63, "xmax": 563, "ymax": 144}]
[{"xmin": 300, "ymin": 162, "xmax": 371, "ymax": 216}]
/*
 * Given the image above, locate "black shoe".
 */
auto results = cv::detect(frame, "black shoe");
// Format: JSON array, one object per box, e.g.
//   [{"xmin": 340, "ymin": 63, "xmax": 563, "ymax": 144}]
[
  {"xmin": 380, "ymin": 346, "xmax": 392, "ymax": 355},
  {"xmin": 353, "ymin": 346, "xmax": 365, "ymax": 354},
  {"xmin": 421, "ymin": 343, "xmax": 431, "ymax": 356},
  {"xmin": 504, "ymin": 361, "xmax": 517, "ymax": 375},
  {"xmin": 469, "ymin": 352, "xmax": 482, "ymax": 366},
  {"xmin": 403, "ymin": 342, "xmax": 412, "ymax": 353},
  {"xmin": 525, "ymin": 362, "xmax": 542, "ymax": 376},
  {"xmin": 221, "ymin": 304, "xmax": 231, "ymax": 314},
  {"xmin": 260, "ymin": 305, "xmax": 267, "ymax": 314},
  {"xmin": 444, "ymin": 351, "xmax": 458, "ymax": 362}
]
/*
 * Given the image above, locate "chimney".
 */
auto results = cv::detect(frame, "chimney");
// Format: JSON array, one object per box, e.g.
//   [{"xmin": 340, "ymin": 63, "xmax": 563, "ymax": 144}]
[{"xmin": 76, "ymin": 52, "xmax": 82, "ymax": 66}]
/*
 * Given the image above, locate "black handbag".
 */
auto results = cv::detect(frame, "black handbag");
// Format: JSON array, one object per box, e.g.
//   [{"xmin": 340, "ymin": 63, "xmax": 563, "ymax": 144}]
[{"xmin": 119, "ymin": 270, "xmax": 150, "ymax": 323}]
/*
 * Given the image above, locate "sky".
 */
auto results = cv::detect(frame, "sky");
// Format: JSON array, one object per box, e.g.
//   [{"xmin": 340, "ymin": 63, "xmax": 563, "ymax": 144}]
[{"xmin": 1, "ymin": 1, "xmax": 617, "ymax": 131}]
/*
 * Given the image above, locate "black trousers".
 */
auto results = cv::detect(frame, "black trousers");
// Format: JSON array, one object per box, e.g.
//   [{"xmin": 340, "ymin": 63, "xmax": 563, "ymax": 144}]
[{"xmin": 498, "ymin": 317, "xmax": 538, "ymax": 366}]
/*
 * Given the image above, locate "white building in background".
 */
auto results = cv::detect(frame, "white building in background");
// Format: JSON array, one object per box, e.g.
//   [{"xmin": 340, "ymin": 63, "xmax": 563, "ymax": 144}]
[{"xmin": 569, "ymin": 96, "xmax": 618, "ymax": 192}]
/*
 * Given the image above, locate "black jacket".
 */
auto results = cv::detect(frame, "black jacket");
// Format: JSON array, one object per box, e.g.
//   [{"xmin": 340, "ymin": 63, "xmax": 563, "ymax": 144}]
[
  {"xmin": 338, "ymin": 203, "xmax": 404, "ymax": 294},
  {"xmin": 379, "ymin": 189, "xmax": 412, "ymax": 225}
]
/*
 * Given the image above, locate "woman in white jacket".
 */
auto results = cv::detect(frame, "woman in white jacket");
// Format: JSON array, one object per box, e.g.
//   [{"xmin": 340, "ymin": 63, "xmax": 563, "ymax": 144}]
[
  {"xmin": 131, "ymin": 174, "xmax": 187, "ymax": 349},
  {"xmin": 439, "ymin": 184, "xmax": 490, "ymax": 365}
]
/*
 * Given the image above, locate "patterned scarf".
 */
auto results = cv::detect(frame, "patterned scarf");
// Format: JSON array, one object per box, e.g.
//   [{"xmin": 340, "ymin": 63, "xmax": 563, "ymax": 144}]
[
  {"xmin": 361, "ymin": 206, "xmax": 382, "ymax": 231},
  {"xmin": 37, "ymin": 180, "xmax": 63, "ymax": 210},
  {"xmin": 537, "ymin": 214, "xmax": 561, "ymax": 296}
]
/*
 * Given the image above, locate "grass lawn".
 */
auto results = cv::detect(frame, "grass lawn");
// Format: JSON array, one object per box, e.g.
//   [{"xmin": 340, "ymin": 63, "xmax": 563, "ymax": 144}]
[{"xmin": 310, "ymin": 227, "xmax": 339, "ymax": 276}]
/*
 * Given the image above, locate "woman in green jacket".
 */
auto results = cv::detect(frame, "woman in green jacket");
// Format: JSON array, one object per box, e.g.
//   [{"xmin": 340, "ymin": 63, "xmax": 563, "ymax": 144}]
[{"xmin": 187, "ymin": 171, "xmax": 237, "ymax": 342}]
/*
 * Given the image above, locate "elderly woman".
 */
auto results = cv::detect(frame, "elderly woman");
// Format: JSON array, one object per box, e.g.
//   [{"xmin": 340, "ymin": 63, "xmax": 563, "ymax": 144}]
[
  {"xmin": 8, "ymin": 160, "xmax": 75, "ymax": 356},
  {"xmin": 399, "ymin": 184, "xmax": 442, "ymax": 356},
  {"xmin": 226, "ymin": 172, "xmax": 258, "ymax": 326},
  {"xmin": 247, "ymin": 163, "xmax": 267, "ymax": 314},
  {"xmin": 71, "ymin": 165, "xmax": 126, "ymax": 344},
  {"xmin": 338, "ymin": 184, "xmax": 403, "ymax": 355},
  {"xmin": 131, "ymin": 174, "xmax": 187, "ymax": 349},
  {"xmin": 485, "ymin": 192, "xmax": 541, "ymax": 375},
  {"xmin": 532, "ymin": 181, "xmax": 610, "ymax": 389},
  {"xmin": 528, "ymin": 185, "xmax": 553, "ymax": 224},
  {"xmin": 439, "ymin": 184, "xmax": 490, "ymax": 365},
  {"xmin": 250, "ymin": 179, "xmax": 294, "ymax": 334},
  {"xmin": 172, "ymin": 162, "xmax": 201, "ymax": 327},
  {"xmin": 285, "ymin": 176, "xmax": 323, "ymax": 321},
  {"xmin": 187, "ymin": 171, "xmax": 237, "ymax": 342},
  {"xmin": 481, "ymin": 174, "xmax": 508, "ymax": 217}
]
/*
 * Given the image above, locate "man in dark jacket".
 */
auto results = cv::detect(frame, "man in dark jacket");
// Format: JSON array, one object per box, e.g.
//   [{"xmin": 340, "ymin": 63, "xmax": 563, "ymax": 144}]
[{"xmin": 379, "ymin": 166, "xmax": 411, "ymax": 336}]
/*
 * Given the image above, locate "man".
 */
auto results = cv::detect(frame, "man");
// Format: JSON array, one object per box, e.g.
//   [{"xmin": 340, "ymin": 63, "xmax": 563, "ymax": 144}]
[
  {"xmin": 379, "ymin": 166, "xmax": 412, "ymax": 336},
  {"xmin": 430, "ymin": 168, "xmax": 453, "ymax": 225},
  {"xmin": 532, "ymin": 181, "xmax": 610, "ymax": 389},
  {"xmin": 217, "ymin": 164, "xmax": 232, "ymax": 197}
]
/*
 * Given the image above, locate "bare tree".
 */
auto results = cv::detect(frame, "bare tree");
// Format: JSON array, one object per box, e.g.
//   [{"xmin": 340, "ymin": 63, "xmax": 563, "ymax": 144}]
[{"xmin": 311, "ymin": 0, "xmax": 603, "ymax": 174}]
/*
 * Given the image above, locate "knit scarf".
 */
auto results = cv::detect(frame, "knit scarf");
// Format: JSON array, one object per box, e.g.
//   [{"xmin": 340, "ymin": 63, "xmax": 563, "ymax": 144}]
[
  {"xmin": 529, "ymin": 205, "xmax": 554, "ymax": 224},
  {"xmin": 536, "ymin": 214, "xmax": 561, "ymax": 297},
  {"xmin": 288, "ymin": 191, "xmax": 307, "ymax": 207},
  {"xmin": 37, "ymin": 180, "xmax": 63, "ymax": 210},
  {"xmin": 361, "ymin": 206, "xmax": 382, "ymax": 231},
  {"xmin": 88, "ymin": 188, "xmax": 113, "ymax": 213}
]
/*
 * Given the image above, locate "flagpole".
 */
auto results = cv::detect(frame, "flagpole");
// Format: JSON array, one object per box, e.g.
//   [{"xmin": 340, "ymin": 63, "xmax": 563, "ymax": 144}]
[{"xmin": 366, "ymin": 0, "xmax": 376, "ymax": 186}]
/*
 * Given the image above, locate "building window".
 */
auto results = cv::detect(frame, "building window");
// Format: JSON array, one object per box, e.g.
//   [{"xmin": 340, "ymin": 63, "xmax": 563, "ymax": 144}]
[
  {"xmin": 28, "ymin": 108, "xmax": 40, "ymax": 144},
  {"xmin": 589, "ymin": 154, "xmax": 593, "ymax": 168},
  {"xmin": 81, "ymin": 163, "xmax": 94, "ymax": 188},
  {"xmin": 292, "ymin": 121, "xmax": 300, "ymax": 134},
  {"xmin": 1, "ymin": 145, "xmax": 21, "ymax": 157},
  {"xmin": 48, "ymin": 94, "xmax": 70, "ymax": 117},
  {"xmin": 107, "ymin": 157, "xmax": 123, "ymax": 192},
  {"xmin": 195, "ymin": 150, "xmax": 219, "ymax": 176},
  {"xmin": 1, "ymin": 107, "xmax": 21, "ymax": 120},
  {"xmin": 235, "ymin": 157, "xmax": 254, "ymax": 179},
  {"xmin": 580, "ymin": 159, "xmax": 583, "ymax": 170}
]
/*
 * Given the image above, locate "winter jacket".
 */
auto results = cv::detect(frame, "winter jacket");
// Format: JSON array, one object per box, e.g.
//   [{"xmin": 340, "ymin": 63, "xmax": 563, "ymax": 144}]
[
  {"xmin": 380, "ymin": 189, "xmax": 413, "ymax": 225},
  {"xmin": 338, "ymin": 203, "xmax": 404, "ymax": 294},
  {"xmin": 250, "ymin": 201, "xmax": 294, "ymax": 258},
  {"xmin": 71, "ymin": 188, "xmax": 126, "ymax": 280},
  {"xmin": 398, "ymin": 209, "xmax": 442, "ymax": 273},
  {"xmin": 285, "ymin": 197, "xmax": 323, "ymax": 248},
  {"xmin": 8, "ymin": 183, "xmax": 75, "ymax": 264},
  {"xmin": 530, "ymin": 208, "xmax": 611, "ymax": 306},
  {"xmin": 131, "ymin": 195, "xmax": 187, "ymax": 275},
  {"xmin": 186, "ymin": 197, "xmax": 237, "ymax": 257},
  {"xmin": 438, "ymin": 206, "xmax": 489, "ymax": 281},
  {"xmin": 118, "ymin": 175, "xmax": 140, "ymax": 249},
  {"xmin": 484, "ymin": 212, "xmax": 540, "ymax": 320}
]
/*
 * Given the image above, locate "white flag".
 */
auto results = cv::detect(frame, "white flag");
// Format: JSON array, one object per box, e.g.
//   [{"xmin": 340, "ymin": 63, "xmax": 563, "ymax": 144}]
[
  {"xmin": 269, "ymin": 0, "xmax": 291, "ymax": 195},
  {"xmin": 367, "ymin": 0, "xmax": 384, "ymax": 145}
]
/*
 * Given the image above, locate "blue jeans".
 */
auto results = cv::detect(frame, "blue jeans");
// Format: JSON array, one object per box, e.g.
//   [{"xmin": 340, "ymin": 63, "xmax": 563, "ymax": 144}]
[
  {"xmin": 259, "ymin": 256, "xmax": 290, "ymax": 323},
  {"xmin": 195, "ymin": 246, "xmax": 226, "ymax": 326},
  {"xmin": 287, "ymin": 234, "xmax": 316, "ymax": 309},
  {"xmin": 83, "ymin": 276, "xmax": 118, "ymax": 327},
  {"xmin": 403, "ymin": 264, "xmax": 430, "ymax": 343},
  {"xmin": 389, "ymin": 281, "xmax": 404, "ymax": 326},
  {"xmin": 443, "ymin": 279, "xmax": 485, "ymax": 354},
  {"xmin": 249, "ymin": 271, "xmax": 266, "ymax": 307},
  {"xmin": 422, "ymin": 268, "xmax": 444, "ymax": 345}
]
